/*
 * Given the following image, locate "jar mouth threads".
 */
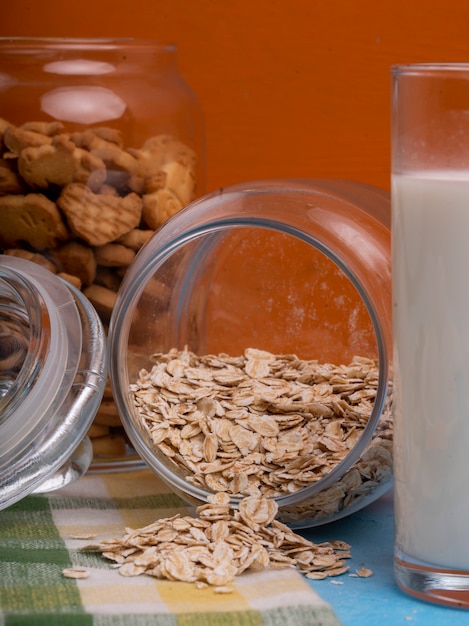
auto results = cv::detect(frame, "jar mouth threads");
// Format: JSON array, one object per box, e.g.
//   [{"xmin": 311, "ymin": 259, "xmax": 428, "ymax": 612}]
[
  {"xmin": 109, "ymin": 179, "xmax": 392, "ymax": 527},
  {"xmin": 0, "ymin": 256, "xmax": 108, "ymax": 509},
  {"xmin": 0, "ymin": 268, "xmax": 45, "ymax": 419}
]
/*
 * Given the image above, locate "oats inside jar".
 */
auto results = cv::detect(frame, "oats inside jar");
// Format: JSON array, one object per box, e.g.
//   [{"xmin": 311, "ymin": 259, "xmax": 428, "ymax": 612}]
[{"xmin": 130, "ymin": 347, "xmax": 393, "ymax": 522}]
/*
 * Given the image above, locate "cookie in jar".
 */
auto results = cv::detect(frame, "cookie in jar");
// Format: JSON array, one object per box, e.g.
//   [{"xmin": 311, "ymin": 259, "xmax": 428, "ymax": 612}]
[{"xmin": 0, "ymin": 38, "xmax": 205, "ymax": 466}]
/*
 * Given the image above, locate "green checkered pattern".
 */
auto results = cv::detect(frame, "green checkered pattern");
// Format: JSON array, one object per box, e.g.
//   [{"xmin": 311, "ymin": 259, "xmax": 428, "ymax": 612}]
[{"xmin": 0, "ymin": 469, "xmax": 342, "ymax": 626}]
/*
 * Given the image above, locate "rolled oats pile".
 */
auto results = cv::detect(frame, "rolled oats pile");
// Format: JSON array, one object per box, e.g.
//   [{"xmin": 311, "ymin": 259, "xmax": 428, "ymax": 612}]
[
  {"xmin": 131, "ymin": 347, "xmax": 392, "ymax": 522},
  {"xmin": 85, "ymin": 492, "xmax": 351, "ymax": 586}
]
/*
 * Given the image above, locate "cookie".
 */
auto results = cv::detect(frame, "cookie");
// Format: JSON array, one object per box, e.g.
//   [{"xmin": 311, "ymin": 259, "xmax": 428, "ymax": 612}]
[
  {"xmin": 142, "ymin": 187, "xmax": 183, "ymax": 229},
  {"xmin": 117, "ymin": 228, "xmax": 153, "ymax": 251},
  {"xmin": 0, "ymin": 159, "xmax": 27, "ymax": 194},
  {"xmin": 0, "ymin": 193, "xmax": 69, "ymax": 250},
  {"xmin": 70, "ymin": 129, "xmax": 137, "ymax": 188},
  {"xmin": 57, "ymin": 272, "xmax": 82, "ymax": 290},
  {"xmin": 57, "ymin": 183, "xmax": 142, "ymax": 247},
  {"xmin": 5, "ymin": 247, "xmax": 57, "ymax": 273},
  {"xmin": 95, "ymin": 243, "xmax": 136, "ymax": 267},
  {"xmin": 161, "ymin": 159, "xmax": 196, "ymax": 206},
  {"xmin": 49, "ymin": 240, "xmax": 97, "ymax": 287},
  {"xmin": 21, "ymin": 121, "xmax": 65, "ymax": 136},
  {"xmin": 94, "ymin": 266, "xmax": 122, "ymax": 292},
  {"xmin": 18, "ymin": 135, "xmax": 106, "ymax": 191},
  {"xmin": 83, "ymin": 283, "xmax": 117, "ymax": 322},
  {"xmin": 3, "ymin": 125, "xmax": 52, "ymax": 153}
]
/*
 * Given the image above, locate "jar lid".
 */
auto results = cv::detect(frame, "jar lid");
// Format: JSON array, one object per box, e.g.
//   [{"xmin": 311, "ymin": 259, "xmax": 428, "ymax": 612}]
[{"xmin": 0, "ymin": 255, "xmax": 108, "ymax": 509}]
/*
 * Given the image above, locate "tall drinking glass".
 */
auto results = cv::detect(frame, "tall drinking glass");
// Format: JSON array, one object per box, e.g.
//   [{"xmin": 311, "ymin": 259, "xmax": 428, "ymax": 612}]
[{"xmin": 392, "ymin": 64, "xmax": 469, "ymax": 608}]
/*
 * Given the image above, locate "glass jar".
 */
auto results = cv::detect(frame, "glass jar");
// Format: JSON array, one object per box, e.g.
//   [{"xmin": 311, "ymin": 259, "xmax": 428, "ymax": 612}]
[
  {"xmin": 109, "ymin": 178, "xmax": 393, "ymax": 528},
  {"xmin": 0, "ymin": 37, "xmax": 205, "ymax": 467},
  {"xmin": 0, "ymin": 255, "xmax": 107, "ymax": 511}
]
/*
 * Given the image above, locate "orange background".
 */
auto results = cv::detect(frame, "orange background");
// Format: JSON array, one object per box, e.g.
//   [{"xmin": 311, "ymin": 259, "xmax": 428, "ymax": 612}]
[{"xmin": 2, "ymin": 0, "xmax": 469, "ymax": 195}]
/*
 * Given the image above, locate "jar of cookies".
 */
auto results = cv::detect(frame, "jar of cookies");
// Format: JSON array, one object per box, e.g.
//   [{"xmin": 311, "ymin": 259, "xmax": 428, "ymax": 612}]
[
  {"xmin": 0, "ymin": 254, "xmax": 107, "ymax": 510},
  {"xmin": 108, "ymin": 179, "xmax": 393, "ymax": 528},
  {"xmin": 0, "ymin": 37, "xmax": 205, "ymax": 467}
]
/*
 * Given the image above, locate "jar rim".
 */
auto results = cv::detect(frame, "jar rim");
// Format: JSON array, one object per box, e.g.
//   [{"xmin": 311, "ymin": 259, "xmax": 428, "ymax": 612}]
[
  {"xmin": 112, "ymin": 216, "xmax": 389, "ymax": 503},
  {"xmin": 109, "ymin": 178, "xmax": 393, "ymax": 527},
  {"xmin": 391, "ymin": 62, "xmax": 469, "ymax": 77},
  {"xmin": 0, "ymin": 37, "xmax": 177, "ymax": 52}
]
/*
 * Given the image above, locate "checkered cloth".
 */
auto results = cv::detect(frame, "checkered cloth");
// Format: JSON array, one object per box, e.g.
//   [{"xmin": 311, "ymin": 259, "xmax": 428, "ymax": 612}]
[{"xmin": 0, "ymin": 467, "xmax": 342, "ymax": 626}]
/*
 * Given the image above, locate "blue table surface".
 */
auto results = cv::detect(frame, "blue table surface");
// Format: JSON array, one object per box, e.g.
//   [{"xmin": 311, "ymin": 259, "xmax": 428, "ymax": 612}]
[{"xmin": 302, "ymin": 489, "xmax": 469, "ymax": 626}]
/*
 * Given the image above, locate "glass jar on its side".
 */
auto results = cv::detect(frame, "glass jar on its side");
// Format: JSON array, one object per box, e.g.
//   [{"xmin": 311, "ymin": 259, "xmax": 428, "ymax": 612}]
[
  {"xmin": 109, "ymin": 179, "xmax": 392, "ymax": 528},
  {"xmin": 0, "ymin": 38, "xmax": 205, "ymax": 467},
  {"xmin": 0, "ymin": 255, "xmax": 107, "ymax": 510}
]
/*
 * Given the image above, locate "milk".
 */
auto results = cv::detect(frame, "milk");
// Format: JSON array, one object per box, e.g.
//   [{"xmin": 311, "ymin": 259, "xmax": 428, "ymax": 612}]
[{"xmin": 393, "ymin": 171, "xmax": 469, "ymax": 570}]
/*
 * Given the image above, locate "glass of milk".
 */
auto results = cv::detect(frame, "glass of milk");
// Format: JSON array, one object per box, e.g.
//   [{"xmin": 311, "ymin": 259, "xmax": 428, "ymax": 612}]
[{"xmin": 392, "ymin": 64, "xmax": 469, "ymax": 608}]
